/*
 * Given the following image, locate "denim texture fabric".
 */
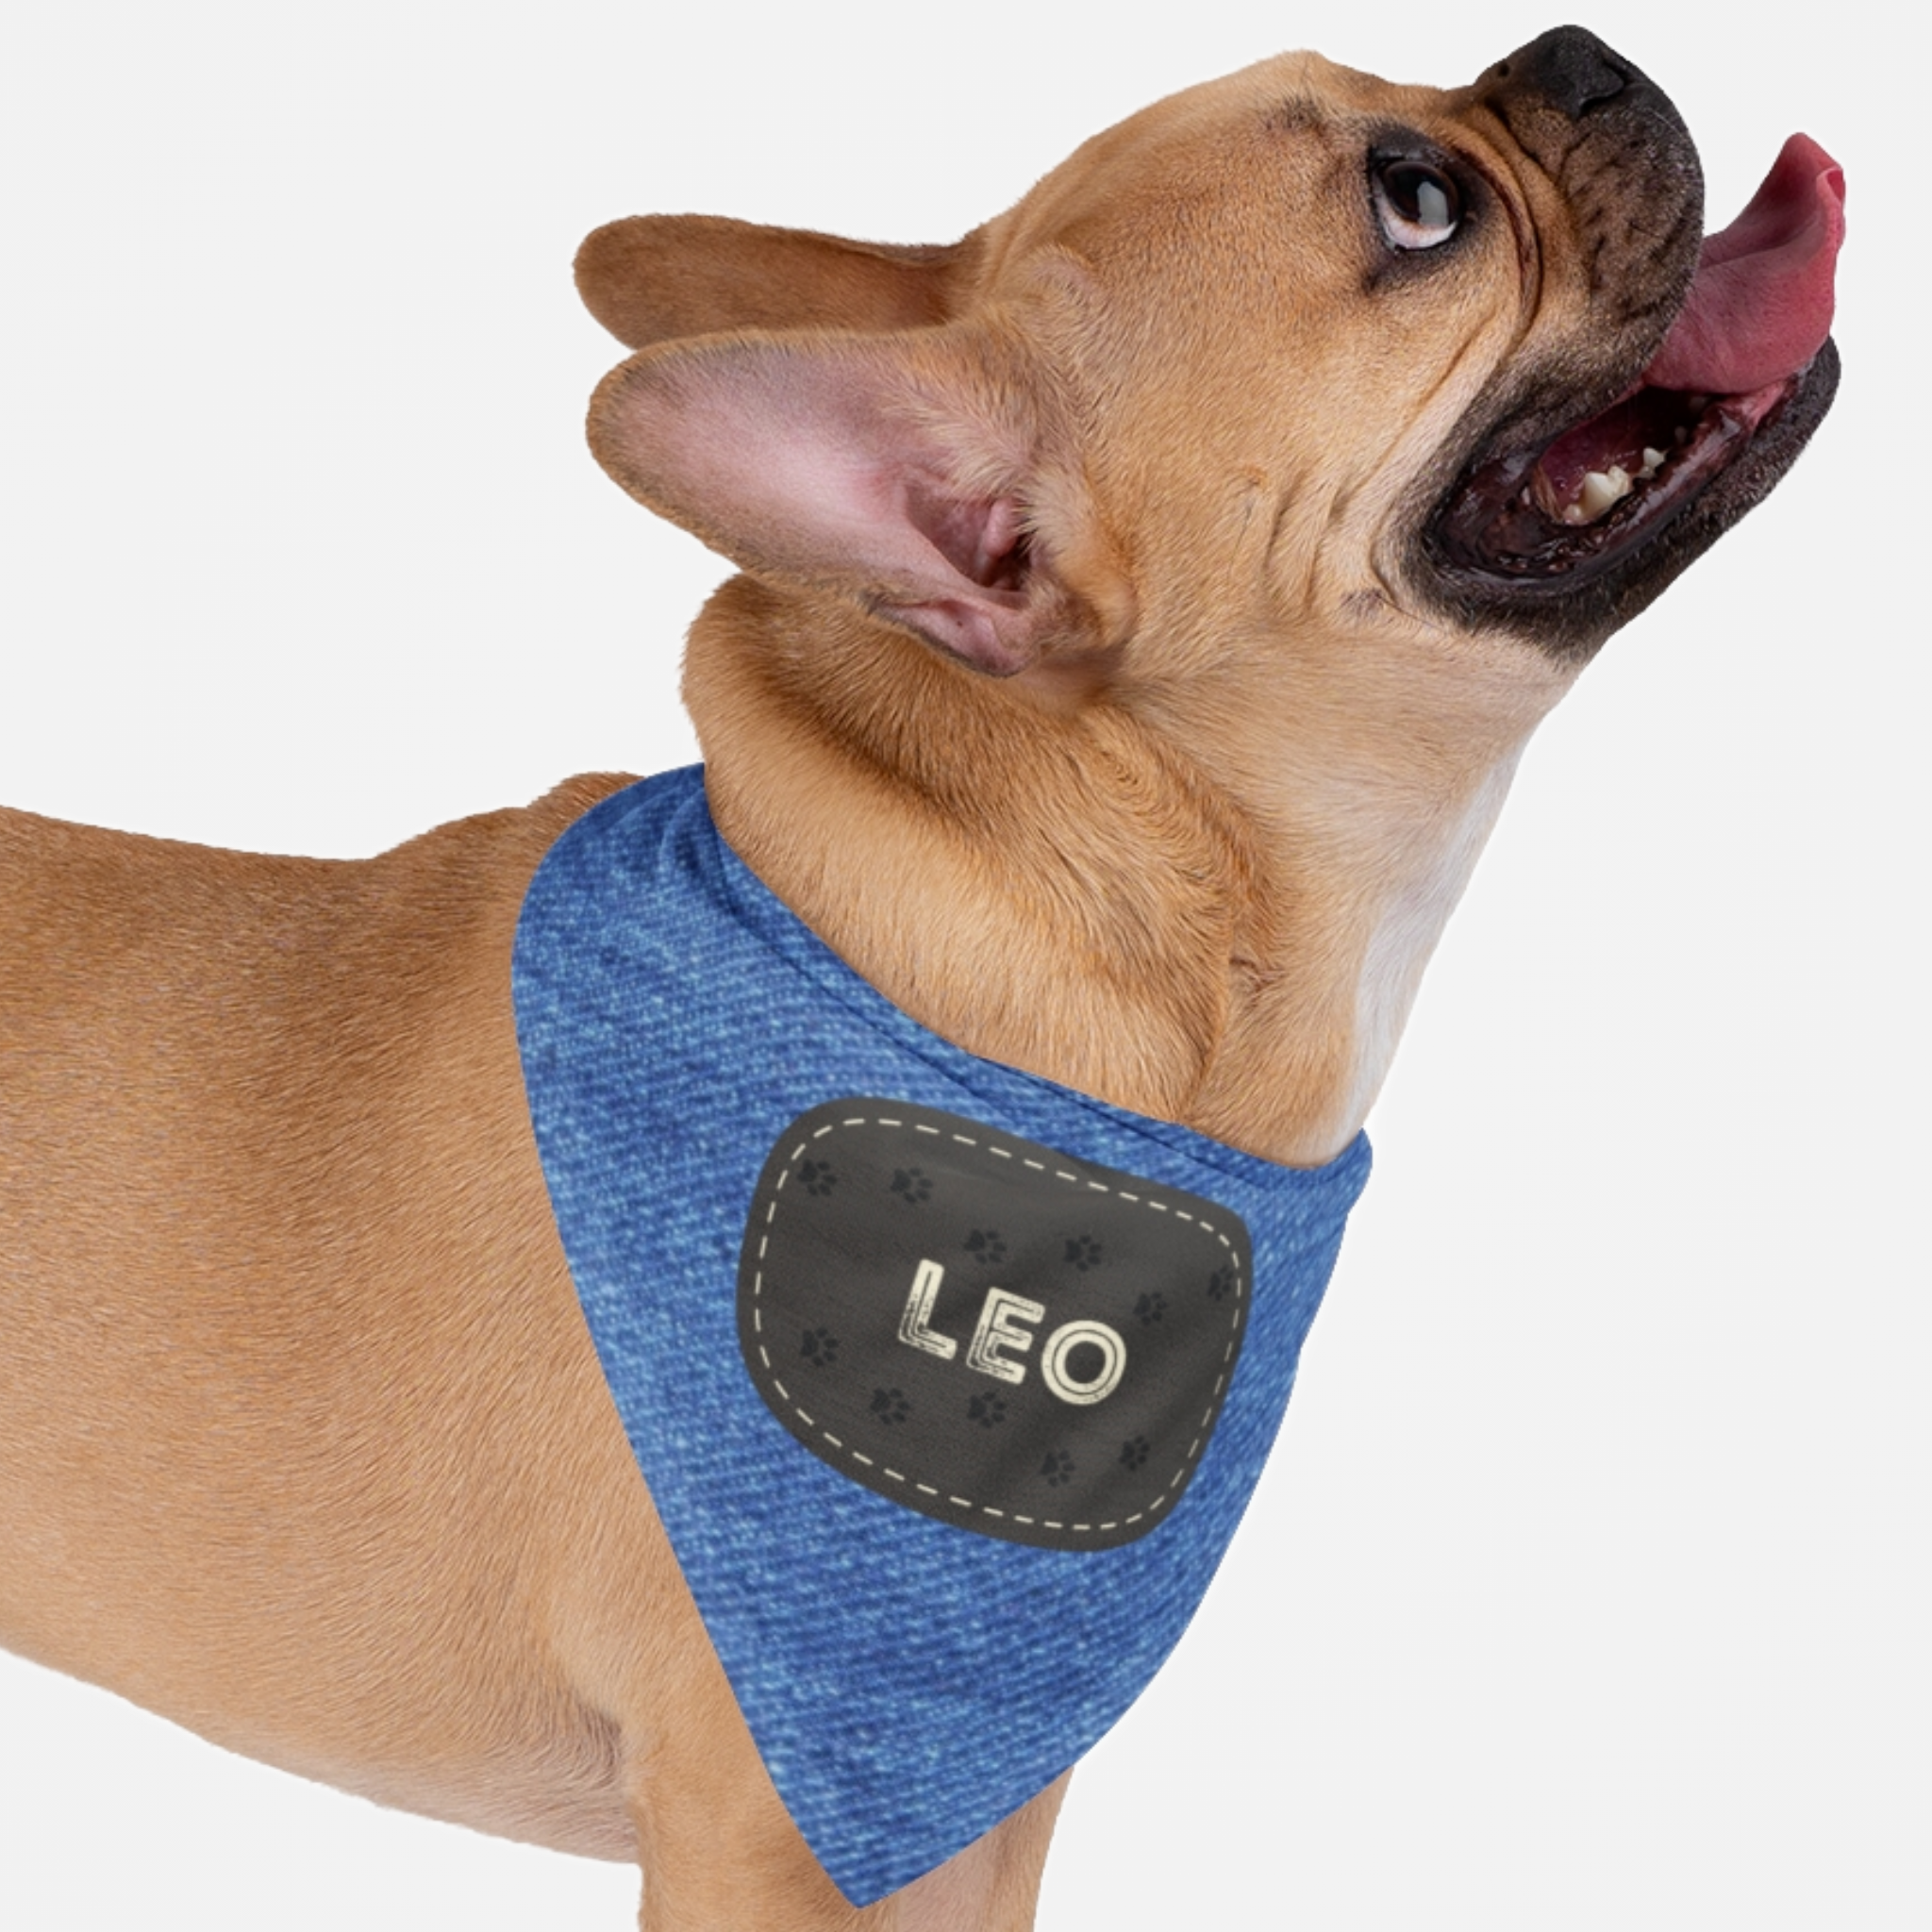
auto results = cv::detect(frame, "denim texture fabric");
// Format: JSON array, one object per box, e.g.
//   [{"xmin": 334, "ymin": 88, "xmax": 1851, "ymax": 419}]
[{"xmin": 511, "ymin": 766, "xmax": 1371, "ymax": 1904}]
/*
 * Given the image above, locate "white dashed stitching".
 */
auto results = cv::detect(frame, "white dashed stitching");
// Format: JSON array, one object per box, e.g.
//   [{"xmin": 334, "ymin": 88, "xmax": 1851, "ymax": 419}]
[{"xmin": 746, "ymin": 1112, "xmax": 1246, "ymax": 1539}]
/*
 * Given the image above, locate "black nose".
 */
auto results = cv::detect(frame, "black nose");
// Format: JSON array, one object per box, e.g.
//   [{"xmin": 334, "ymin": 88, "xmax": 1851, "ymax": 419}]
[{"xmin": 1484, "ymin": 25, "xmax": 1636, "ymax": 119}]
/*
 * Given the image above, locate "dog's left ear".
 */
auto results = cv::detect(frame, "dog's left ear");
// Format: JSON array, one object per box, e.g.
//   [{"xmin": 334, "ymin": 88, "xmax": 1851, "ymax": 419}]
[
  {"xmin": 588, "ymin": 325, "xmax": 1120, "ymax": 675},
  {"xmin": 576, "ymin": 216, "xmax": 981, "ymax": 349}
]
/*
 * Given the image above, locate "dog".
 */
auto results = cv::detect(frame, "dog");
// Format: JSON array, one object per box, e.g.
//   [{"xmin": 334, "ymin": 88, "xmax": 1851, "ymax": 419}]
[{"xmin": 0, "ymin": 25, "xmax": 1841, "ymax": 1930}]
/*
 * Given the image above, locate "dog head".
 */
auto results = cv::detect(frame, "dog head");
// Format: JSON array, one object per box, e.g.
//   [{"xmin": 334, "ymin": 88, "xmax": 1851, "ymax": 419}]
[
  {"xmin": 578, "ymin": 26, "xmax": 1840, "ymax": 695},
  {"xmin": 573, "ymin": 27, "xmax": 1842, "ymax": 1158}
]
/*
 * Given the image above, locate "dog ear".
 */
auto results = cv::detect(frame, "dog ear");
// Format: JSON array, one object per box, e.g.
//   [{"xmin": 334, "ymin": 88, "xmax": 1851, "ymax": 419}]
[
  {"xmin": 588, "ymin": 326, "xmax": 1111, "ymax": 675},
  {"xmin": 575, "ymin": 217, "xmax": 981, "ymax": 350}
]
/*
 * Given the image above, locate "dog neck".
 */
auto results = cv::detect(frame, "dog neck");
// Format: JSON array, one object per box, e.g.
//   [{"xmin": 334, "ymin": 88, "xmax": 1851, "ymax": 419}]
[{"xmin": 686, "ymin": 578, "xmax": 1571, "ymax": 1166}]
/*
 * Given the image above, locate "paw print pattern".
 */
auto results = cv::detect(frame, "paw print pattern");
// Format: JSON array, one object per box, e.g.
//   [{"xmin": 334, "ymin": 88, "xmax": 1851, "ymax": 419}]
[
  {"xmin": 1205, "ymin": 1265, "xmax": 1233, "ymax": 1302},
  {"xmin": 1134, "ymin": 1291, "xmax": 1168, "ymax": 1325},
  {"xmin": 797, "ymin": 1158, "xmax": 838, "ymax": 1198},
  {"xmin": 1040, "ymin": 1450, "xmax": 1075, "ymax": 1488},
  {"xmin": 799, "ymin": 1326, "xmax": 840, "ymax": 1368},
  {"xmin": 967, "ymin": 1391, "xmax": 1008, "ymax": 1428},
  {"xmin": 869, "ymin": 1387, "xmax": 911, "ymax": 1424},
  {"xmin": 890, "ymin": 1167, "xmax": 933, "ymax": 1206},
  {"xmin": 1063, "ymin": 1234, "xmax": 1103, "ymax": 1272},
  {"xmin": 963, "ymin": 1228, "xmax": 1008, "ymax": 1266},
  {"xmin": 1119, "ymin": 1436, "xmax": 1150, "ymax": 1472}
]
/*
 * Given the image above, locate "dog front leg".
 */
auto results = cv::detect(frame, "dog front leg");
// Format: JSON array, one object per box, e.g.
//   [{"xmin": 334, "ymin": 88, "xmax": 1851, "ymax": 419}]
[
  {"xmin": 625, "ymin": 1736, "xmax": 1068, "ymax": 1932},
  {"xmin": 886, "ymin": 1776, "xmax": 1070, "ymax": 1932}
]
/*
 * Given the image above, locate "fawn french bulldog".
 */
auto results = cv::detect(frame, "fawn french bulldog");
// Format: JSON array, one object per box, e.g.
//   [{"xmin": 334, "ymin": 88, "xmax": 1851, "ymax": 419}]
[{"xmin": 0, "ymin": 25, "xmax": 1841, "ymax": 1931}]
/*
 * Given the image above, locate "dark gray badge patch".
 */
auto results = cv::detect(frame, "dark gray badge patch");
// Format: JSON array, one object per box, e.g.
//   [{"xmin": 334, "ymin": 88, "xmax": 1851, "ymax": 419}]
[{"xmin": 737, "ymin": 1099, "xmax": 1253, "ymax": 1551}]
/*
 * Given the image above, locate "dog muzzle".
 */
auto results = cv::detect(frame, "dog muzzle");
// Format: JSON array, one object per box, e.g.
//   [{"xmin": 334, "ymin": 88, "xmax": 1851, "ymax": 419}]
[{"xmin": 513, "ymin": 766, "xmax": 1370, "ymax": 1903}]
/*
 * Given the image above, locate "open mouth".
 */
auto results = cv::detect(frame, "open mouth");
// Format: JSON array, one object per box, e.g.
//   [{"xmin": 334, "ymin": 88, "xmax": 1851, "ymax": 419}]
[{"xmin": 1426, "ymin": 133, "xmax": 1845, "ymax": 610}]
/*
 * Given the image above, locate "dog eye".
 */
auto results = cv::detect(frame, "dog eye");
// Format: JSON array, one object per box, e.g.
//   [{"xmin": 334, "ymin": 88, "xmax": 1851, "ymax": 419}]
[{"xmin": 1372, "ymin": 159, "xmax": 1463, "ymax": 250}]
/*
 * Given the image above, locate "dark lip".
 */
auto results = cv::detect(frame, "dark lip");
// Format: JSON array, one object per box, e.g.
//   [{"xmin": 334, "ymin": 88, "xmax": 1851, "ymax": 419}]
[{"xmin": 1410, "ymin": 339, "xmax": 1840, "ymax": 657}]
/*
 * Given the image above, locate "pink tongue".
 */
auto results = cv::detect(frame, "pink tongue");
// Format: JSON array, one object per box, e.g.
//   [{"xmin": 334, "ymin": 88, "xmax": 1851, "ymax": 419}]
[{"xmin": 1642, "ymin": 133, "xmax": 1845, "ymax": 393}]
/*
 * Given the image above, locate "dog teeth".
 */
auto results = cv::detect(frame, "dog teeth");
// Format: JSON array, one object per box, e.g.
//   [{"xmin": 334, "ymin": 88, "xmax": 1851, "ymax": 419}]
[
  {"xmin": 1547, "ymin": 447, "xmax": 1671, "ymax": 528},
  {"xmin": 1561, "ymin": 464, "xmax": 1634, "ymax": 524}
]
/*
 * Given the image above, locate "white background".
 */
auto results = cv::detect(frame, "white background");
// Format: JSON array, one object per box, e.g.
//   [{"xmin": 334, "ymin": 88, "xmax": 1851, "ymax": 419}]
[{"xmin": 2, "ymin": 2, "xmax": 1924, "ymax": 1926}]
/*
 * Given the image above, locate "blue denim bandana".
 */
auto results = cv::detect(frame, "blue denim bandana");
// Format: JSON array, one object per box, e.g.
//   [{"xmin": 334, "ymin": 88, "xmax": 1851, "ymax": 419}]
[{"xmin": 512, "ymin": 766, "xmax": 1369, "ymax": 1904}]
